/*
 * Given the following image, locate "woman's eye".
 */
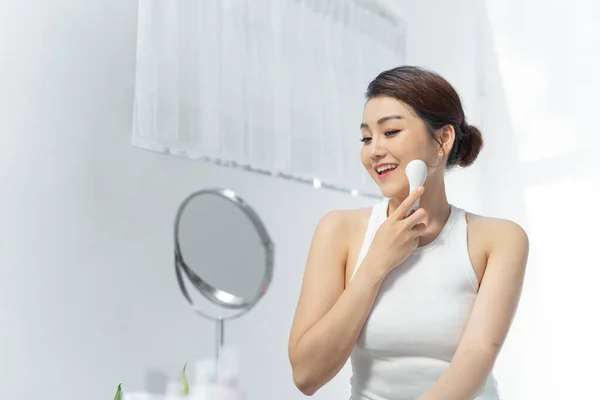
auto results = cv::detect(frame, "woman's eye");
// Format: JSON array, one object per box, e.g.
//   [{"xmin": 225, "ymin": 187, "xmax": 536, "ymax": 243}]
[{"xmin": 361, "ymin": 131, "xmax": 400, "ymax": 143}]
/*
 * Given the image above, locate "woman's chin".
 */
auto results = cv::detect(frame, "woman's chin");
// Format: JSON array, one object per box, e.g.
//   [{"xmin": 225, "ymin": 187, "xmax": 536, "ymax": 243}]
[{"xmin": 378, "ymin": 182, "xmax": 409, "ymax": 200}]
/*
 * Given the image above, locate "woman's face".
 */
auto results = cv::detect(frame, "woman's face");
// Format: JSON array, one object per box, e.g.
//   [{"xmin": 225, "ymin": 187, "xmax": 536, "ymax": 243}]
[{"xmin": 360, "ymin": 96, "xmax": 445, "ymax": 199}]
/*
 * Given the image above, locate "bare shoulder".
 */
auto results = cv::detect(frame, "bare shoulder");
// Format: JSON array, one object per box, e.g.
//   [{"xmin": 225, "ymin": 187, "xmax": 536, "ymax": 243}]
[
  {"xmin": 314, "ymin": 207, "xmax": 373, "ymax": 286},
  {"xmin": 311, "ymin": 207, "xmax": 372, "ymax": 254},
  {"xmin": 315, "ymin": 207, "xmax": 371, "ymax": 236},
  {"xmin": 465, "ymin": 212, "xmax": 529, "ymax": 256},
  {"xmin": 341, "ymin": 206, "xmax": 373, "ymax": 227}
]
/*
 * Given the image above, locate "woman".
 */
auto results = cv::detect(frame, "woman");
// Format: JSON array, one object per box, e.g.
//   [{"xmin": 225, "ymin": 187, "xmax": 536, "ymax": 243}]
[{"xmin": 288, "ymin": 66, "xmax": 528, "ymax": 400}]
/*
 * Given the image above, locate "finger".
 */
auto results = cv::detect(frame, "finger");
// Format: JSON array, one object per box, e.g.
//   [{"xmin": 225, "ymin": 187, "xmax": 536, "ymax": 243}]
[
  {"xmin": 405, "ymin": 208, "xmax": 428, "ymax": 227},
  {"xmin": 411, "ymin": 222, "xmax": 427, "ymax": 236},
  {"xmin": 389, "ymin": 186, "xmax": 425, "ymax": 220}
]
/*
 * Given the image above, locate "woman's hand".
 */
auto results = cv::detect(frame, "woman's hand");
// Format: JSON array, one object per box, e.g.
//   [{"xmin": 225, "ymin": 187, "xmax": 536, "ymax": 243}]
[{"xmin": 364, "ymin": 186, "xmax": 428, "ymax": 276}]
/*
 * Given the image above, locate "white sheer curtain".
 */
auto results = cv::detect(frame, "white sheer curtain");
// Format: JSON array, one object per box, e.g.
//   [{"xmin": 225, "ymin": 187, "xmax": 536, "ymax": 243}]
[{"xmin": 132, "ymin": 0, "xmax": 406, "ymax": 196}]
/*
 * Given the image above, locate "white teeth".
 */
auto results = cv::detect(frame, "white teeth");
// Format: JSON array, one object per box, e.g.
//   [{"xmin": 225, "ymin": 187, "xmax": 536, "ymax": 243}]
[{"xmin": 376, "ymin": 164, "xmax": 398, "ymax": 173}]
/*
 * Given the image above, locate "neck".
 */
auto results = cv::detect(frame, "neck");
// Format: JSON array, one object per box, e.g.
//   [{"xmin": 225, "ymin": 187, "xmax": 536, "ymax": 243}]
[{"xmin": 388, "ymin": 178, "xmax": 451, "ymax": 246}]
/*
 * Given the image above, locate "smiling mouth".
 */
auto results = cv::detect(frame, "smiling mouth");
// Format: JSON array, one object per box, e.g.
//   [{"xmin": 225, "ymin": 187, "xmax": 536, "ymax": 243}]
[{"xmin": 375, "ymin": 164, "xmax": 399, "ymax": 175}]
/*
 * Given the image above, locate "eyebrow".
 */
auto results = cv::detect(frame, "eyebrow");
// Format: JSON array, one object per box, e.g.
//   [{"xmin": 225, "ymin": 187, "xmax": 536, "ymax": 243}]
[{"xmin": 360, "ymin": 115, "xmax": 405, "ymax": 129}]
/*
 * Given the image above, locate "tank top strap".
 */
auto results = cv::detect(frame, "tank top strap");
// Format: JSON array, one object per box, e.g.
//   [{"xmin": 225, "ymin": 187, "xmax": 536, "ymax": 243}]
[
  {"xmin": 448, "ymin": 206, "xmax": 480, "ymax": 291},
  {"xmin": 350, "ymin": 200, "xmax": 388, "ymax": 280}
]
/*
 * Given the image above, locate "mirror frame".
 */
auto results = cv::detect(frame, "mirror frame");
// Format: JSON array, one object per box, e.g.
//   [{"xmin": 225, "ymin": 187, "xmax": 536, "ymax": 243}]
[{"xmin": 174, "ymin": 188, "xmax": 274, "ymax": 317}]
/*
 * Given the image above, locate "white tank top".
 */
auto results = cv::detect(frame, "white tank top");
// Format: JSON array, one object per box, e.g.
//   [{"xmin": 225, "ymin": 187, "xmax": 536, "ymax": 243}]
[{"xmin": 349, "ymin": 200, "xmax": 500, "ymax": 400}]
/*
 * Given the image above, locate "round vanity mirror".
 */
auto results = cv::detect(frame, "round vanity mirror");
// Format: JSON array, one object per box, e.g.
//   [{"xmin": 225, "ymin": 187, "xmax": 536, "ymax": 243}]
[{"xmin": 174, "ymin": 188, "xmax": 274, "ymax": 380}]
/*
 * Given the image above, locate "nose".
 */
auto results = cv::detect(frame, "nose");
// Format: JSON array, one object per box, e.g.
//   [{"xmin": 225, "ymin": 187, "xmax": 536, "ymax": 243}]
[{"xmin": 370, "ymin": 136, "xmax": 386, "ymax": 160}]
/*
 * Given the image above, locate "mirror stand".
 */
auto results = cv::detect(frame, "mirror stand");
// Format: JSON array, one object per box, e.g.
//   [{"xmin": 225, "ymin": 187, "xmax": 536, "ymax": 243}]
[{"xmin": 215, "ymin": 317, "xmax": 224, "ymax": 382}]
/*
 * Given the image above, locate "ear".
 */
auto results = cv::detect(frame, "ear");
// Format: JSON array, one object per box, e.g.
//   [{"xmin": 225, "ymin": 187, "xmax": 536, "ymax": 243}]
[{"xmin": 437, "ymin": 125, "xmax": 456, "ymax": 160}]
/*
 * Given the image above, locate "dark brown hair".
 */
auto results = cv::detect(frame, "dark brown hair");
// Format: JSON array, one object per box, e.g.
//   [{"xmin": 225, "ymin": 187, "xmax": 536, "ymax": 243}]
[{"xmin": 365, "ymin": 66, "xmax": 483, "ymax": 168}]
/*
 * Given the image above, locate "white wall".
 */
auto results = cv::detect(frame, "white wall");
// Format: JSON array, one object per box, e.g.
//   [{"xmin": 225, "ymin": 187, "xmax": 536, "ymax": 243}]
[
  {"xmin": 480, "ymin": 1, "xmax": 600, "ymax": 398},
  {"xmin": 0, "ymin": 1, "xmax": 485, "ymax": 400}
]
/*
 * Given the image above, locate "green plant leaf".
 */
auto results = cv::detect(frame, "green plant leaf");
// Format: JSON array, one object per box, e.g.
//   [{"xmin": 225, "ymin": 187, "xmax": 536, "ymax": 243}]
[
  {"xmin": 114, "ymin": 384, "xmax": 123, "ymax": 400},
  {"xmin": 182, "ymin": 363, "xmax": 189, "ymax": 396}
]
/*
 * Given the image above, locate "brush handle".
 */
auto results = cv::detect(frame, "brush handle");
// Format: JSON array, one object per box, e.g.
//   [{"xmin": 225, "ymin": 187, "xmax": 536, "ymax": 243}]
[{"xmin": 405, "ymin": 197, "xmax": 420, "ymax": 218}]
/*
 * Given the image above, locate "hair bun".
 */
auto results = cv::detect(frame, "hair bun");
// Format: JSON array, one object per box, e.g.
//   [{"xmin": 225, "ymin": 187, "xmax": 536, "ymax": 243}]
[{"xmin": 457, "ymin": 124, "xmax": 483, "ymax": 167}]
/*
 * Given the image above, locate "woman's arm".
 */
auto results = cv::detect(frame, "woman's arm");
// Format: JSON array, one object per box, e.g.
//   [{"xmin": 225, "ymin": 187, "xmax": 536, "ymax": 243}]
[
  {"xmin": 288, "ymin": 210, "xmax": 386, "ymax": 396},
  {"xmin": 417, "ymin": 219, "xmax": 529, "ymax": 400}
]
